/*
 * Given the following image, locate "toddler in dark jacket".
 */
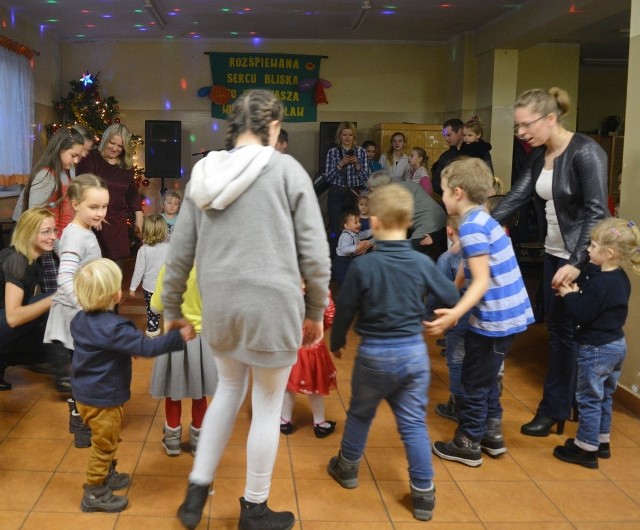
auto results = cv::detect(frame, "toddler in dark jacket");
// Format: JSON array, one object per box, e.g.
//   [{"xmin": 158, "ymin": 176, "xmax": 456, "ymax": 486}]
[{"xmin": 71, "ymin": 258, "xmax": 194, "ymax": 513}]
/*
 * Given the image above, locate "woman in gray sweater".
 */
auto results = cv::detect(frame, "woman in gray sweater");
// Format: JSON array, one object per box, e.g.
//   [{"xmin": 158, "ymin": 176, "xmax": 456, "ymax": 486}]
[{"xmin": 163, "ymin": 90, "xmax": 330, "ymax": 530}]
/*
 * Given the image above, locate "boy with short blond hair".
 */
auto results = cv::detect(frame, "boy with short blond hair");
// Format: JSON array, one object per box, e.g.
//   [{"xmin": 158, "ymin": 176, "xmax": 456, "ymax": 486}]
[
  {"xmin": 426, "ymin": 158, "xmax": 533, "ymax": 467},
  {"xmin": 328, "ymin": 183, "xmax": 460, "ymax": 521},
  {"xmin": 71, "ymin": 259, "xmax": 194, "ymax": 513}
]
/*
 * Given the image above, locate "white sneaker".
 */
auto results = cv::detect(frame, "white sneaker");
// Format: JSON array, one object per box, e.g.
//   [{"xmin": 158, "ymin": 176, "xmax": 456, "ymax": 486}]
[{"xmin": 146, "ymin": 329, "xmax": 161, "ymax": 338}]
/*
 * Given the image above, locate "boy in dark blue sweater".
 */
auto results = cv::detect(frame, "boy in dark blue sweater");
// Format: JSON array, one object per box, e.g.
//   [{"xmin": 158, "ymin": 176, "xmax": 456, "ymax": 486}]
[
  {"xmin": 71, "ymin": 259, "xmax": 194, "ymax": 513},
  {"xmin": 327, "ymin": 183, "xmax": 459, "ymax": 521}
]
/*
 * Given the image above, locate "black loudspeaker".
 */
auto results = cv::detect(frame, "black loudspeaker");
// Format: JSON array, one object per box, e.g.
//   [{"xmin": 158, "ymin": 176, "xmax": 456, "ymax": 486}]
[
  {"xmin": 318, "ymin": 121, "xmax": 357, "ymax": 175},
  {"xmin": 145, "ymin": 120, "xmax": 181, "ymax": 178}
]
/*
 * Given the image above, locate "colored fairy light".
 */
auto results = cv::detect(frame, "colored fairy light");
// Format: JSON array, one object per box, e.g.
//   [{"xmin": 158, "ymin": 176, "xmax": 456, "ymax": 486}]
[
  {"xmin": 86, "ymin": 24, "xmax": 96, "ymax": 28},
  {"xmin": 381, "ymin": 10, "xmax": 395, "ymax": 15},
  {"xmin": 165, "ymin": 35, "xmax": 175, "ymax": 39},
  {"xmin": 221, "ymin": 8, "xmax": 230, "ymax": 12},
  {"xmin": 81, "ymin": 10, "xmax": 90, "ymax": 14},
  {"xmin": 168, "ymin": 12, "xmax": 177, "ymax": 16},
  {"xmin": 164, "ymin": 100, "xmax": 172, "ymax": 110},
  {"xmin": 252, "ymin": 37, "xmax": 262, "ymax": 46},
  {"xmin": 243, "ymin": 7, "xmax": 251, "ymax": 11},
  {"xmin": 230, "ymin": 31, "xmax": 238, "ymax": 35},
  {"xmin": 47, "ymin": 19, "xmax": 58, "ymax": 22},
  {"xmin": 135, "ymin": 24, "xmax": 143, "ymax": 27},
  {"xmin": 134, "ymin": 9, "xmax": 143, "ymax": 13},
  {"xmin": 180, "ymin": 78, "xmax": 188, "ymax": 90},
  {"xmin": 212, "ymin": 122, "xmax": 219, "ymax": 132},
  {"xmin": 189, "ymin": 134, "xmax": 196, "ymax": 143}
]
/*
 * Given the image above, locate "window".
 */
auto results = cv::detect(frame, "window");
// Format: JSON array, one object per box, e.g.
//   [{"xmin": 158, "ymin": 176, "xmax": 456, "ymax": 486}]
[{"xmin": 0, "ymin": 46, "xmax": 34, "ymax": 177}]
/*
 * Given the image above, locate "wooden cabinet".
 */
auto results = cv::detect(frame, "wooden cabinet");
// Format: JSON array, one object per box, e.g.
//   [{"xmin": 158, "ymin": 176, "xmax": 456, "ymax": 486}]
[
  {"xmin": 372, "ymin": 123, "xmax": 448, "ymax": 170},
  {"xmin": 586, "ymin": 134, "xmax": 624, "ymax": 201}
]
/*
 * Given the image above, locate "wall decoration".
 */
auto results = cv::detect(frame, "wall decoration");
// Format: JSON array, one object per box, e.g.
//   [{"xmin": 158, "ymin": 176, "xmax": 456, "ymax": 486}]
[{"xmin": 202, "ymin": 52, "xmax": 327, "ymax": 123}]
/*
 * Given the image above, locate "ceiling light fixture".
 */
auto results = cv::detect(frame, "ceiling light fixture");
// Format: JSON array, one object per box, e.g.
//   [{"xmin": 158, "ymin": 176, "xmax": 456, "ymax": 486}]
[
  {"xmin": 352, "ymin": 0, "xmax": 372, "ymax": 32},
  {"xmin": 144, "ymin": 0, "xmax": 167, "ymax": 30}
]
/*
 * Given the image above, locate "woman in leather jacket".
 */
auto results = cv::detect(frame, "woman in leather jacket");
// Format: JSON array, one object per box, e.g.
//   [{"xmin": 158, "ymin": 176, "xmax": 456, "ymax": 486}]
[{"xmin": 491, "ymin": 87, "xmax": 608, "ymax": 437}]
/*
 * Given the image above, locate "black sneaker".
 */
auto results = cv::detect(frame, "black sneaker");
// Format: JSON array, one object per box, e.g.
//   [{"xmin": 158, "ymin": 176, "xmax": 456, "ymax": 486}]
[
  {"xmin": 553, "ymin": 439, "xmax": 598, "ymax": 469},
  {"xmin": 435, "ymin": 396, "xmax": 458, "ymax": 423},
  {"xmin": 433, "ymin": 433, "xmax": 483, "ymax": 467},
  {"xmin": 598, "ymin": 442, "xmax": 611, "ymax": 459},
  {"xmin": 566, "ymin": 438, "xmax": 610, "ymax": 459}
]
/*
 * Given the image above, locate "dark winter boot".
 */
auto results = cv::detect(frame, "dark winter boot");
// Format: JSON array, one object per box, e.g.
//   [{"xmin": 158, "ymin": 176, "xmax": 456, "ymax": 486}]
[
  {"xmin": 106, "ymin": 459, "xmax": 131, "ymax": 490},
  {"xmin": 177, "ymin": 482, "xmax": 210, "ymax": 529},
  {"xmin": 410, "ymin": 482, "xmax": 436, "ymax": 521},
  {"xmin": 0, "ymin": 360, "xmax": 11, "ymax": 391},
  {"xmin": 481, "ymin": 417, "xmax": 507, "ymax": 457},
  {"xmin": 327, "ymin": 451, "xmax": 361, "ymax": 489},
  {"xmin": 238, "ymin": 497, "xmax": 295, "ymax": 530},
  {"xmin": 435, "ymin": 394, "xmax": 458, "ymax": 422},
  {"xmin": 74, "ymin": 419, "xmax": 92, "ymax": 448},
  {"xmin": 81, "ymin": 483, "xmax": 128, "ymax": 513}
]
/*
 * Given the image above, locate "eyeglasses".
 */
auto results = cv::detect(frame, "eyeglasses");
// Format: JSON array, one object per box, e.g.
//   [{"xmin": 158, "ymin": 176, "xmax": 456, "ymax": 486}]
[
  {"xmin": 39, "ymin": 228, "xmax": 59, "ymax": 237},
  {"xmin": 513, "ymin": 115, "xmax": 547, "ymax": 133}
]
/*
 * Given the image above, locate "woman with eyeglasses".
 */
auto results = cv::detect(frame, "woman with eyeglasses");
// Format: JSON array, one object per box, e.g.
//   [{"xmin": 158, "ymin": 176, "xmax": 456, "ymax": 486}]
[
  {"xmin": 491, "ymin": 87, "xmax": 608, "ymax": 437},
  {"xmin": 0, "ymin": 208, "xmax": 57, "ymax": 390}
]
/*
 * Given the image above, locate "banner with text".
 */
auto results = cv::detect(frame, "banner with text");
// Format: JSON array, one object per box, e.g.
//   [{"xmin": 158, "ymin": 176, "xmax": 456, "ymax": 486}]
[{"xmin": 207, "ymin": 52, "xmax": 323, "ymax": 122}]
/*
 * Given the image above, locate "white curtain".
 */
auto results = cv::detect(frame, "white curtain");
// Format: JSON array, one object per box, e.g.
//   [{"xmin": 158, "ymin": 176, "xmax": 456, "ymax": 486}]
[{"xmin": 0, "ymin": 46, "xmax": 35, "ymax": 175}]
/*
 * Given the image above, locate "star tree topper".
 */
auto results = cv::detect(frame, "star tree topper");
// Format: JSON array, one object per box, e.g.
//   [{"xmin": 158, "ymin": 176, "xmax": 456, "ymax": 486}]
[{"xmin": 80, "ymin": 71, "xmax": 94, "ymax": 88}]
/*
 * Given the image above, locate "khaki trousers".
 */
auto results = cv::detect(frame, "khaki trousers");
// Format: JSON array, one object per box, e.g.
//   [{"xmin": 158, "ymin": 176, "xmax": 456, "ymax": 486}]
[{"xmin": 76, "ymin": 402, "xmax": 124, "ymax": 485}]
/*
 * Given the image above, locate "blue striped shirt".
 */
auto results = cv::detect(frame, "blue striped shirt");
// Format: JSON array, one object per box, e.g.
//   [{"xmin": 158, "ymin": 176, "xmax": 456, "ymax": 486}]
[{"xmin": 459, "ymin": 207, "xmax": 534, "ymax": 337}]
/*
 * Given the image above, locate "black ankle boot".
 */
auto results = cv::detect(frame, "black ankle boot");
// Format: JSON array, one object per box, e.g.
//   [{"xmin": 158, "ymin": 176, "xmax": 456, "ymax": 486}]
[
  {"xmin": 238, "ymin": 497, "xmax": 295, "ymax": 530},
  {"xmin": 0, "ymin": 361, "xmax": 12, "ymax": 391},
  {"xmin": 553, "ymin": 440, "xmax": 598, "ymax": 469},
  {"xmin": 177, "ymin": 482, "xmax": 210, "ymax": 530},
  {"xmin": 520, "ymin": 414, "xmax": 565, "ymax": 437}
]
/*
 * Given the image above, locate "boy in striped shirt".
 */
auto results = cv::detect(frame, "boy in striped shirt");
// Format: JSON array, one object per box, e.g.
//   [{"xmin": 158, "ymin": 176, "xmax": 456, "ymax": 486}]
[{"xmin": 425, "ymin": 158, "xmax": 534, "ymax": 467}]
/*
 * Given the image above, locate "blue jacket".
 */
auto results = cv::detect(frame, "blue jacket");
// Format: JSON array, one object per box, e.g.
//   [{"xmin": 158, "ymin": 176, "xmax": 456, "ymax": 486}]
[{"xmin": 71, "ymin": 310, "xmax": 184, "ymax": 407}]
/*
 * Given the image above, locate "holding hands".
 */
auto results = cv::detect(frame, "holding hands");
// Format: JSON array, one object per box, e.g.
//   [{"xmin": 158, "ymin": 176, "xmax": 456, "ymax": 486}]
[
  {"xmin": 556, "ymin": 280, "xmax": 579, "ymax": 298},
  {"xmin": 164, "ymin": 318, "xmax": 197, "ymax": 342}
]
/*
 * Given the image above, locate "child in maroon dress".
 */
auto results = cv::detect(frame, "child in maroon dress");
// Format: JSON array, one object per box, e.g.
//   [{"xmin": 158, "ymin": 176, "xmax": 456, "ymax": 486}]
[{"xmin": 280, "ymin": 291, "xmax": 338, "ymax": 438}]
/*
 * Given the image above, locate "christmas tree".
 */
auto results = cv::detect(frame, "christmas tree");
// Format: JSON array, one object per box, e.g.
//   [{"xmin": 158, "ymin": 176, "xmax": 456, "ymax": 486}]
[{"xmin": 45, "ymin": 71, "xmax": 147, "ymax": 186}]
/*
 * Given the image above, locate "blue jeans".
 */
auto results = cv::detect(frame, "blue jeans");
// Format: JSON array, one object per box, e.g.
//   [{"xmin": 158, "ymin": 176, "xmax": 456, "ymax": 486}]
[
  {"xmin": 341, "ymin": 335, "xmax": 433, "ymax": 488},
  {"xmin": 458, "ymin": 331, "xmax": 514, "ymax": 441},
  {"xmin": 445, "ymin": 328, "xmax": 466, "ymax": 397},
  {"xmin": 575, "ymin": 339, "xmax": 626, "ymax": 450},
  {"xmin": 538, "ymin": 253, "xmax": 577, "ymax": 420}
]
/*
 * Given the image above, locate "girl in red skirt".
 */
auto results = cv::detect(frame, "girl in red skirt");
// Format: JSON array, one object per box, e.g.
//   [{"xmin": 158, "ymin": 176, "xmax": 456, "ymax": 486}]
[{"xmin": 280, "ymin": 291, "xmax": 337, "ymax": 438}]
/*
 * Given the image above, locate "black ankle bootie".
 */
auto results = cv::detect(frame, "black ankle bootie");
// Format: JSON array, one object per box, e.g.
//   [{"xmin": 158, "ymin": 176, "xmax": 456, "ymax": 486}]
[
  {"xmin": 520, "ymin": 414, "xmax": 565, "ymax": 437},
  {"xmin": 177, "ymin": 482, "xmax": 210, "ymax": 530},
  {"xmin": 238, "ymin": 497, "xmax": 294, "ymax": 530}
]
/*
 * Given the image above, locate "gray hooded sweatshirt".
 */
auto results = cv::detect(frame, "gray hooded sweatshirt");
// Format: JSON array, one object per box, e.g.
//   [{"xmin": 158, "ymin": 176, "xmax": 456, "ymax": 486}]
[{"xmin": 161, "ymin": 145, "xmax": 330, "ymax": 368}]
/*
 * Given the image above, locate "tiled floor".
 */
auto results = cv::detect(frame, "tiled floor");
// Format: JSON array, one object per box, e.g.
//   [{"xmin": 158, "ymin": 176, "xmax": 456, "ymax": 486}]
[{"xmin": 1, "ymin": 259, "xmax": 639, "ymax": 529}]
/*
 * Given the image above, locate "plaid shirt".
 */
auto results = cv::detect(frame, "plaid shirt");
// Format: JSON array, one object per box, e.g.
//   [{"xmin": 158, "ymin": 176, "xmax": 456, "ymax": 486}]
[
  {"xmin": 324, "ymin": 146, "xmax": 369, "ymax": 188},
  {"xmin": 41, "ymin": 251, "xmax": 59, "ymax": 294}
]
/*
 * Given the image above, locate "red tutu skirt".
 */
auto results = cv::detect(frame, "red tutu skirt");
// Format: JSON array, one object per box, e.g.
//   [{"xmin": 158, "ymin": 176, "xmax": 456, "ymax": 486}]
[{"xmin": 287, "ymin": 340, "xmax": 337, "ymax": 396}]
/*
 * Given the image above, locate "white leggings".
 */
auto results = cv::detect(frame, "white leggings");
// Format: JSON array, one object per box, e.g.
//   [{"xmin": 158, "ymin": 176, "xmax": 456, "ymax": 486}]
[{"xmin": 189, "ymin": 355, "xmax": 291, "ymax": 504}]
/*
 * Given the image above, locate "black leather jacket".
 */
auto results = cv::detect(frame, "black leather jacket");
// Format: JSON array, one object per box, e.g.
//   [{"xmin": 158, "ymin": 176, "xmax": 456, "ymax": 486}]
[{"xmin": 492, "ymin": 133, "xmax": 608, "ymax": 269}]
